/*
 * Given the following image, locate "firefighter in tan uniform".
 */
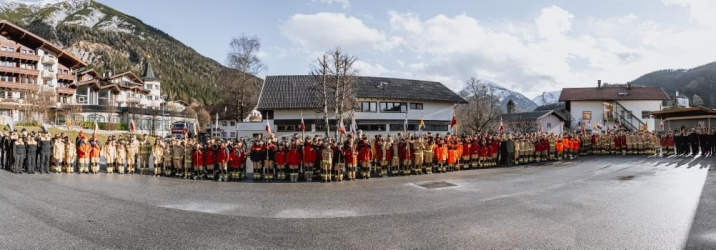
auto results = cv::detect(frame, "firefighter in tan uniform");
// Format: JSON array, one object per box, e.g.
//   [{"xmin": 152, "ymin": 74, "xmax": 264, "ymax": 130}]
[
  {"xmin": 52, "ymin": 135, "xmax": 64, "ymax": 173},
  {"xmin": 116, "ymin": 139, "xmax": 127, "ymax": 174},
  {"xmin": 63, "ymin": 136, "xmax": 76, "ymax": 173},
  {"xmin": 424, "ymin": 138, "xmax": 435, "ymax": 174},
  {"xmin": 126, "ymin": 136, "xmax": 139, "ymax": 174},
  {"xmin": 172, "ymin": 140, "xmax": 184, "ymax": 178},
  {"xmin": 321, "ymin": 142, "xmax": 333, "ymax": 182},
  {"xmin": 163, "ymin": 140, "xmax": 173, "ymax": 176},
  {"xmin": 413, "ymin": 137, "xmax": 425, "ymax": 175},
  {"xmin": 139, "ymin": 136, "xmax": 152, "ymax": 175},
  {"xmin": 152, "ymin": 139, "xmax": 164, "ymax": 176},
  {"xmin": 105, "ymin": 137, "xmax": 117, "ymax": 173},
  {"xmin": 184, "ymin": 140, "xmax": 194, "ymax": 179}
]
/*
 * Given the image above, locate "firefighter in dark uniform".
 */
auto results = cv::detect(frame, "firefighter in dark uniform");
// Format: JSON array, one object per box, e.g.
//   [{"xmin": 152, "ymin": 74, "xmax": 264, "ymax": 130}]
[
  {"xmin": 0, "ymin": 128, "xmax": 6, "ymax": 170},
  {"xmin": 39, "ymin": 130, "xmax": 52, "ymax": 174},
  {"xmin": 13, "ymin": 135, "xmax": 25, "ymax": 174},
  {"xmin": 689, "ymin": 128, "xmax": 700, "ymax": 155},
  {"xmin": 26, "ymin": 132, "xmax": 38, "ymax": 174}
]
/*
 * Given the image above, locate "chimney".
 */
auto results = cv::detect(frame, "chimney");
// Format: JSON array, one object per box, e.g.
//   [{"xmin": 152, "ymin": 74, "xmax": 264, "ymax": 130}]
[
  {"xmin": 626, "ymin": 83, "xmax": 632, "ymax": 90},
  {"xmin": 597, "ymin": 80, "xmax": 601, "ymax": 89},
  {"xmin": 676, "ymin": 91, "xmax": 679, "ymax": 97}
]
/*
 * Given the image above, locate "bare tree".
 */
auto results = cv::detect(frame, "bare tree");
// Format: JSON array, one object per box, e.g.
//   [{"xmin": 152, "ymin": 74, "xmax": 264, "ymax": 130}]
[
  {"xmin": 197, "ymin": 108, "xmax": 211, "ymax": 132},
  {"xmin": 222, "ymin": 34, "xmax": 266, "ymax": 122},
  {"xmin": 23, "ymin": 90, "xmax": 57, "ymax": 123},
  {"xmin": 457, "ymin": 77, "xmax": 503, "ymax": 133},
  {"xmin": 309, "ymin": 49, "xmax": 359, "ymax": 138},
  {"xmin": 311, "ymin": 54, "xmax": 332, "ymax": 138},
  {"xmin": 692, "ymin": 94, "xmax": 704, "ymax": 107},
  {"xmin": 329, "ymin": 49, "xmax": 357, "ymax": 139}
]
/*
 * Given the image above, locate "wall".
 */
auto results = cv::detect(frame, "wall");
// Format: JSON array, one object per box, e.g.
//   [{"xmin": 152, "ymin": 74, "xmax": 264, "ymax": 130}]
[{"xmin": 538, "ymin": 114, "xmax": 564, "ymax": 134}]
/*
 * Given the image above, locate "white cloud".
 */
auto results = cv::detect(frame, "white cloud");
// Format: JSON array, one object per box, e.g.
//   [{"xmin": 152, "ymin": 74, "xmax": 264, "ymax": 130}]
[
  {"xmin": 354, "ymin": 60, "xmax": 389, "ymax": 76},
  {"xmin": 279, "ymin": 4, "xmax": 716, "ymax": 98},
  {"xmin": 280, "ymin": 12, "xmax": 397, "ymax": 53},
  {"xmin": 312, "ymin": 0, "xmax": 350, "ymax": 10}
]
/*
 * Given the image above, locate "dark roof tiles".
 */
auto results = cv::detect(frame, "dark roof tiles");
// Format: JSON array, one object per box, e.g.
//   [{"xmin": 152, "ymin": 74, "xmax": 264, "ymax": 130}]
[
  {"xmin": 559, "ymin": 86, "xmax": 669, "ymax": 101},
  {"xmin": 257, "ymin": 75, "xmax": 467, "ymax": 110}
]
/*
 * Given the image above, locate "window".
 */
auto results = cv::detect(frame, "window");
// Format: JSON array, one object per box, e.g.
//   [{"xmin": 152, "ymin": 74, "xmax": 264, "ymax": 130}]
[
  {"xmin": 389, "ymin": 124, "xmax": 417, "ymax": 131},
  {"xmin": 582, "ymin": 111, "xmax": 592, "ymax": 120},
  {"xmin": 380, "ymin": 102, "xmax": 407, "ymax": 113},
  {"xmin": 277, "ymin": 125, "xmax": 300, "ymax": 132},
  {"xmin": 221, "ymin": 132, "xmax": 227, "ymax": 138},
  {"xmin": 230, "ymin": 132, "xmax": 236, "ymax": 138},
  {"xmin": 410, "ymin": 103, "xmax": 423, "ymax": 110},
  {"xmin": 357, "ymin": 124, "xmax": 386, "ymax": 131},
  {"xmin": 547, "ymin": 122, "xmax": 552, "ymax": 129},
  {"xmin": 603, "ymin": 102, "xmax": 614, "ymax": 120},
  {"xmin": 359, "ymin": 102, "xmax": 377, "ymax": 112},
  {"xmin": 221, "ymin": 121, "xmax": 228, "ymax": 126},
  {"xmin": 641, "ymin": 111, "xmax": 651, "ymax": 119},
  {"xmin": 230, "ymin": 121, "xmax": 236, "ymax": 126}
]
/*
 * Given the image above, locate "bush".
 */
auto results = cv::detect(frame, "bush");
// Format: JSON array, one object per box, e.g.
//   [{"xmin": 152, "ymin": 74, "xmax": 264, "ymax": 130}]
[{"xmin": 16, "ymin": 121, "xmax": 40, "ymax": 127}]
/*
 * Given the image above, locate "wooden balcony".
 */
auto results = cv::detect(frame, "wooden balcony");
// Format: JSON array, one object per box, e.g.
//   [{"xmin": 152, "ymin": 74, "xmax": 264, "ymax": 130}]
[
  {"xmin": 0, "ymin": 81, "xmax": 39, "ymax": 91},
  {"xmin": 0, "ymin": 51, "xmax": 40, "ymax": 61},
  {"xmin": 0, "ymin": 65, "xmax": 39, "ymax": 76},
  {"xmin": 56, "ymin": 87, "xmax": 75, "ymax": 95},
  {"xmin": 41, "ymin": 55, "xmax": 56, "ymax": 65},
  {"xmin": 57, "ymin": 73, "xmax": 74, "ymax": 81}
]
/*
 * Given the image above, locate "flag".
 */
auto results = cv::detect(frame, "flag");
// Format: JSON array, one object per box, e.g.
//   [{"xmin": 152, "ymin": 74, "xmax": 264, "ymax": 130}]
[
  {"xmin": 350, "ymin": 114, "xmax": 357, "ymax": 136},
  {"xmin": 265, "ymin": 119, "xmax": 272, "ymax": 136},
  {"xmin": 659, "ymin": 119, "xmax": 664, "ymax": 130},
  {"xmin": 224, "ymin": 106, "xmax": 227, "ymax": 113},
  {"xmin": 419, "ymin": 116, "xmax": 425, "ymax": 132},
  {"xmin": 195, "ymin": 123, "xmax": 201, "ymax": 134},
  {"xmin": 66, "ymin": 118, "xmax": 72, "ymax": 131},
  {"xmin": 498, "ymin": 117, "xmax": 504, "ymax": 132},
  {"xmin": 129, "ymin": 119, "xmax": 136, "ymax": 133},
  {"xmin": 300, "ymin": 110, "xmax": 306, "ymax": 132},
  {"xmin": 450, "ymin": 115, "xmax": 457, "ymax": 129},
  {"xmin": 539, "ymin": 125, "xmax": 543, "ymax": 133},
  {"xmin": 93, "ymin": 120, "xmax": 98, "ymax": 135},
  {"xmin": 338, "ymin": 119, "xmax": 346, "ymax": 135}
]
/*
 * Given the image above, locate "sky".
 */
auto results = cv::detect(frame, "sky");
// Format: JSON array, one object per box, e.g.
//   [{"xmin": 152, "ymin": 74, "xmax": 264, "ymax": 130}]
[{"xmin": 23, "ymin": 0, "xmax": 716, "ymax": 99}]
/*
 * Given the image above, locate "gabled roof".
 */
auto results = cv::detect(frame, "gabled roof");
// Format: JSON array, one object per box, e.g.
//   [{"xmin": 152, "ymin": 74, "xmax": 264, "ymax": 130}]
[
  {"xmin": 0, "ymin": 20, "xmax": 87, "ymax": 69},
  {"xmin": 109, "ymin": 72, "xmax": 143, "ymax": 84},
  {"xmin": 501, "ymin": 110, "xmax": 567, "ymax": 122},
  {"xmin": 79, "ymin": 69, "xmax": 101, "ymax": 79},
  {"xmin": 256, "ymin": 75, "xmax": 467, "ymax": 110},
  {"xmin": 559, "ymin": 86, "xmax": 669, "ymax": 102}
]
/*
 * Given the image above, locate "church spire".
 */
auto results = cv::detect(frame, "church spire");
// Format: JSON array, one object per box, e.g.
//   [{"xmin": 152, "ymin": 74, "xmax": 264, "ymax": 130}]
[{"xmin": 142, "ymin": 60, "xmax": 157, "ymax": 81}]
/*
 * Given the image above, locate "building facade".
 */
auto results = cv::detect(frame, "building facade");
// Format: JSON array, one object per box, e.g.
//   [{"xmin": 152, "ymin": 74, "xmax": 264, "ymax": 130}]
[
  {"xmin": 559, "ymin": 81, "xmax": 669, "ymax": 132},
  {"xmin": 650, "ymin": 107, "xmax": 716, "ymax": 132},
  {"xmin": 252, "ymin": 75, "xmax": 467, "ymax": 138},
  {"xmin": 0, "ymin": 20, "xmax": 192, "ymax": 136}
]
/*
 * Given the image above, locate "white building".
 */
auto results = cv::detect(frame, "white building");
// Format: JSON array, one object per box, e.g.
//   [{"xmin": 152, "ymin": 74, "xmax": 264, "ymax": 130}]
[
  {"xmin": 500, "ymin": 110, "xmax": 567, "ymax": 134},
  {"xmin": 675, "ymin": 91, "xmax": 689, "ymax": 108},
  {"xmin": 0, "ymin": 20, "xmax": 193, "ymax": 136},
  {"xmin": 251, "ymin": 75, "xmax": 467, "ymax": 138},
  {"xmin": 559, "ymin": 81, "xmax": 669, "ymax": 132}
]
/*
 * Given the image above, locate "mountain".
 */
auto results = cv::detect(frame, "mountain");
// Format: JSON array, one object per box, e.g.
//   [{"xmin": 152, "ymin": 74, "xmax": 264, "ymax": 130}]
[
  {"xmin": 0, "ymin": 0, "xmax": 224, "ymax": 104},
  {"xmin": 629, "ymin": 61, "xmax": 716, "ymax": 108},
  {"xmin": 532, "ymin": 90, "xmax": 561, "ymax": 106},
  {"xmin": 460, "ymin": 80, "xmax": 538, "ymax": 112}
]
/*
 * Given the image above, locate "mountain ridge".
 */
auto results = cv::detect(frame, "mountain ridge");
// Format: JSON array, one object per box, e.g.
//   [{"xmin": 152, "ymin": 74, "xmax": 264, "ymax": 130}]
[{"xmin": 628, "ymin": 61, "xmax": 716, "ymax": 108}]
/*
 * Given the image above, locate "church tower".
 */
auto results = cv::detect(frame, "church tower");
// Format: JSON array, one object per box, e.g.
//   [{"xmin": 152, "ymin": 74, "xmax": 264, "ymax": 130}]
[{"xmin": 142, "ymin": 60, "xmax": 162, "ymax": 107}]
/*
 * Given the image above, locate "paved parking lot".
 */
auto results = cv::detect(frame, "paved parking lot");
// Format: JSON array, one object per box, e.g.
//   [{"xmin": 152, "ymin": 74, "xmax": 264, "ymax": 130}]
[{"xmin": 0, "ymin": 155, "xmax": 714, "ymax": 249}]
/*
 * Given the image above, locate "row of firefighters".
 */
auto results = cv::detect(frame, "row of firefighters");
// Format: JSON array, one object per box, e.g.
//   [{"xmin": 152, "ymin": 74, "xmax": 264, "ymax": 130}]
[{"xmin": 3, "ymin": 127, "xmax": 714, "ymax": 182}]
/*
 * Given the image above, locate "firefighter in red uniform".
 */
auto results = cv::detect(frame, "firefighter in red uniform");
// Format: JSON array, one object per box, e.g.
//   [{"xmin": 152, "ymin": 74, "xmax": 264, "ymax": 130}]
[
  {"xmin": 287, "ymin": 140, "xmax": 302, "ymax": 182},
  {"xmin": 303, "ymin": 140, "xmax": 316, "ymax": 182},
  {"xmin": 344, "ymin": 139, "xmax": 357, "ymax": 181},
  {"xmin": 274, "ymin": 142, "xmax": 286, "ymax": 181},
  {"xmin": 205, "ymin": 142, "xmax": 217, "ymax": 179},
  {"xmin": 359, "ymin": 139, "xmax": 373, "ymax": 179},
  {"xmin": 192, "ymin": 144, "xmax": 204, "ymax": 180},
  {"xmin": 217, "ymin": 141, "xmax": 229, "ymax": 182}
]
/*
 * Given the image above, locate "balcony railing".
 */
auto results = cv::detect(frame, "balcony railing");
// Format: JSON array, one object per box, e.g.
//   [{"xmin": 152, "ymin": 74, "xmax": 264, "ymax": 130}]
[
  {"xmin": 0, "ymin": 51, "xmax": 40, "ymax": 61},
  {"xmin": 57, "ymin": 73, "xmax": 74, "ymax": 81},
  {"xmin": 56, "ymin": 87, "xmax": 75, "ymax": 95},
  {"xmin": 0, "ymin": 65, "xmax": 39, "ymax": 75},
  {"xmin": 0, "ymin": 81, "xmax": 40, "ymax": 91},
  {"xmin": 41, "ymin": 55, "xmax": 56, "ymax": 64},
  {"xmin": 41, "ymin": 70, "xmax": 56, "ymax": 79}
]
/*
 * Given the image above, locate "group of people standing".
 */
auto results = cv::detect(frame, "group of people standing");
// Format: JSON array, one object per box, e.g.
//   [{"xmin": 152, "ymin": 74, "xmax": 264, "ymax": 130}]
[{"xmin": 3, "ymin": 126, "xmax": 714, "ymax": 181}]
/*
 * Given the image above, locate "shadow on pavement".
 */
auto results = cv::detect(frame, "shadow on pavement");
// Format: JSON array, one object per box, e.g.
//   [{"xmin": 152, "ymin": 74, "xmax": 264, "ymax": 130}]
[{"xmin": 686, "ymin": 167, "xmax": 716, "ymax": 249}]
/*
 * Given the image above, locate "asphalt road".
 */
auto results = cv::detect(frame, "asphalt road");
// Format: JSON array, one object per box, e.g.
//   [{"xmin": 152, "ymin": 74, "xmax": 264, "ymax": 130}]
[{"xmin": 1, "ymin": 155, "xmax": 714, "ymax": 249}]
